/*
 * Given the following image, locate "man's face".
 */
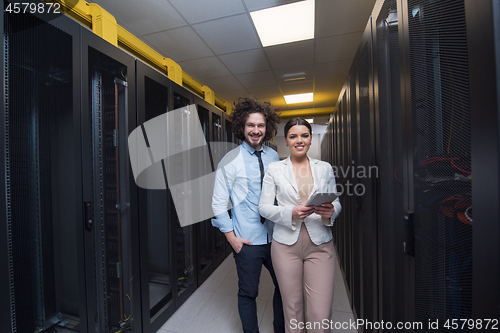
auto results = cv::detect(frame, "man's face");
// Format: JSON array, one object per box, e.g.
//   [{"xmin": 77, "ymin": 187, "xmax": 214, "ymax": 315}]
[{"xmin": 244, "ymin": 112, "xmax": 266, "ymax": 150}]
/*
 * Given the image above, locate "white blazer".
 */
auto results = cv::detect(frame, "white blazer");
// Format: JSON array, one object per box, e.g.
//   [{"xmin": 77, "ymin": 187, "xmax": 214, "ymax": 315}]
[{"xmin": 258, "ymin": 156, "xmax": 342, "ymax": 245}]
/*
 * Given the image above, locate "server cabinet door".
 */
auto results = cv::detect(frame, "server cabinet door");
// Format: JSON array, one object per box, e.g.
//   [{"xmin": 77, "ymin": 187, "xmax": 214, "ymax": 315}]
[
  {"xmin": 373, "ymin": 0, "xmax": 407, "ymax": 325},
  {"xmin": 405, "ymin": 0, "xmax": 473, "ymax": 328},
  {"xmin": 223, "ymin": 112, "xmax": 233, "ymax": 146},
  {"xmin": 348, "ymin": 63, "xmax": 362, "ymax": 319},
  {"xmin": 2, "ymin": 5, "xmax": 87, "ymax": 332},
  {"xmin": 135, "ymin": 61, "xmax": 176, "ymax": 332},
  {"xmin": 169, "ymin": 84, "xmax": 197, "ymax": 305},
  {"xmin": 193, "ymin": 96, "xmax": 217, "ymax": 285},
  {"xmin": 354, "ymin": 21, "xmax": 378, "ymax": 324},
  {"xmin": 81, "ymin": 29, "xmax": 140, "ymax": 333}
]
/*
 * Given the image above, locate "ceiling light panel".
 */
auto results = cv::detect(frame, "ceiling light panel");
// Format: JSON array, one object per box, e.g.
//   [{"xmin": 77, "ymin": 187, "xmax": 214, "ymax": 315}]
[
  {"xmin": 250, "ymin": 0, "xmax": 315, "ymax": 47},
  {"xmin": 283, "ymin": 72, "xmax": 306, "ymax": 81},
  {"xmin": 284, "ymin": 92, "xmax": 314, "ymax": 104}
]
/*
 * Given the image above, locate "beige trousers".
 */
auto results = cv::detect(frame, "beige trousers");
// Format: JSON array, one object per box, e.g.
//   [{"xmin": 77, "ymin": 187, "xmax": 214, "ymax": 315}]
[{"xmin": 271, "ymin": 224, "xmax": 335, "ymax": 333}]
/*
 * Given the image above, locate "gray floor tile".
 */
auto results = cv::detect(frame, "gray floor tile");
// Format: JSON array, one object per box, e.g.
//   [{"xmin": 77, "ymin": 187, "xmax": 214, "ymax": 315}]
[
  {"xmin": 182, "ymin": 292, "xmax": 241, "ymax": 333},
  {"xmin": 258, "ymin": 267, "xmax": 275, "ymax": 301},
  {"xmin": 159, "ymin": 290, "xmax": 213, "ymax": 333},
  {"xmin": 196, "ymin": 257, "xmax": 234, "ymax": 294},
  {"xmin": 214, "ymin": 266, "xmax": 238, "ymax": 296},
  {"xmin": 259, "ymin": 301, "xmax": 274, "ymax": 333}
]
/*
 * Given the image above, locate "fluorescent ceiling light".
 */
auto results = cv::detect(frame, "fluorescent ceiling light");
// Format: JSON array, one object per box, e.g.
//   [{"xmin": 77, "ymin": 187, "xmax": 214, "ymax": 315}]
[
  {"xmin": 284, "ymin": 92, "xmax": 313, "ymax": 104},
  {"xmin": 283, "ymin": 72, "xmax": 306, "ymax": 81},
  {"xmin": 250, "ymin": 0, "xmax": 315, "ymax": 47},
  {"xmin": 305, "ymin": 118, "xmax": 314, "ymax": 123}
]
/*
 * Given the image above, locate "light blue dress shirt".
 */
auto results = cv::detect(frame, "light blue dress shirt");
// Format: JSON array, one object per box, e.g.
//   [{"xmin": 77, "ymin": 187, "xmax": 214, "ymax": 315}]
[{"xmin": 212, "ymin": 141, "xmax": 280, "ymax": 245}]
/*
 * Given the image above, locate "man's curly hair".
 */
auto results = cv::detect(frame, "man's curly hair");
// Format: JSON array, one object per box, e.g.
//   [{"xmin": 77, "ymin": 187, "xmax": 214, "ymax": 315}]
[{"xmin": 230, "ymin": 96, "xmax": 280, "ymax": 142}]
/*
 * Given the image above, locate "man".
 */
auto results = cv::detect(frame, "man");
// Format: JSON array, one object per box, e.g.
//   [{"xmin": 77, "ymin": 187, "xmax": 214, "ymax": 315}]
[{"xmin": 212, "ymin": 96, "xmax": 284, "ymax": 333}]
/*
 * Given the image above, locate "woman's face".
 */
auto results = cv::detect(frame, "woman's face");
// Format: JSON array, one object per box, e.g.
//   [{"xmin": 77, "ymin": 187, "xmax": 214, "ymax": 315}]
[{"xmin": 285, "ymin": 125, "xmax": 311, "ymax": 158}]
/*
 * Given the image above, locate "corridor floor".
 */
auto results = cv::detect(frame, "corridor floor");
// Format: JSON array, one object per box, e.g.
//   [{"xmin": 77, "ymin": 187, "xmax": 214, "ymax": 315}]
[{"xmin": 157, "ymin": 247, "xmax": 357, "ymax": 333}]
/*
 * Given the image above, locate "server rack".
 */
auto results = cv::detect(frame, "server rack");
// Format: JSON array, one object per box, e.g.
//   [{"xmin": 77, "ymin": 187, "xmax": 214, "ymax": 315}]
[
  {"xmin": 321, "ymin": 0, "xmax": 497, "ymax": 330},
  {"xmin": 372, "ymin": 0, "xmax": 407, "ymax": 326},
  {"xmin": 1, "ymin": 2, "xmax": 238, "ymax": 332},
  {"xmin": 208, "ymin": 105, "xmax": 229, "ymax": 269},
  {"xmin": 136, "ymin": 63, "xmax": 235, "ymax": 332},
  {"xmin": 81, "ymin": 27, "xmax": 141, "ymax": 333},
  {"xmin": 136, "ymin": 60, "xmax": 176, "ymax": 332},
  {"xmin": 348, "ymin": 57, "xmax": 362, "ymax": 322},
  {"xmin": 465, "ymin": 0, "xmax": 500, "ymax": 323},
  {"xmin": 1, "ymin": 3, "xmax": 88, "ymax": 332},
  {"xmin": 356, "ymin": 18, "xmax": 378, "ymax": 325},
  {"xmin": 194, "ymin": 96, "xmax": 224, "ymax": 285},
  {"xmin": 333, "ymin": 91, "xmax": 346, "ymax": 279},
  {"xmin": 169, "ymin": 83, "xmax": 198, "ymax": 307},
  {"xmin": 404, "ymin": 0, "xmax": 473, "ymax": 327},
  {"xmin": 223, "ymin": 111, "xmax": 233, "ymax": 146},
  {"xmin": 194, "ymin": 97, "xmax": 216, "ymax": 286}
]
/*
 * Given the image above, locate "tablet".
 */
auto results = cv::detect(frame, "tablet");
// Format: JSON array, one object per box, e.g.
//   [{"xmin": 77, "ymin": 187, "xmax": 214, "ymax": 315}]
[{"xmin": 304, "ymin": 192, "xmax": 340, "ymax": 206}]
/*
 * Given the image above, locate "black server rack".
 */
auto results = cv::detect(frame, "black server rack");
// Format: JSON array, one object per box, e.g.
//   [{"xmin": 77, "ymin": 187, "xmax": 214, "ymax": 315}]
[
  {"xmin": 209, "ymin": 106, "xmax": 229, "ymax": 268},
  {"xmin": 465, "ymin": 0, "xmax": 500, "ymax": 323},
  {"xmin": 136, "ymin": 62, "xmax": 235, "ymax": 332},
  {"xmin": 404, "ymin": 0, "xmax": 473, "ymax": 327},
  {"xmin": 81, "ymin": 28, "xmax": 140, "ymax": 333},
  {"xmin": 334, "ymin": 93, "xmax": 346, "ymax": 279},
  {"xmin": 373, "ymin": 0, "xmax": 407, "ymax": 326},
  {"xmin": 194, "ymin": 96, "xmax": 220, "ymax": 286},
  {"xmin": 1, "ymin": 1, "xmax": 239, "ymax": 332},
  {"xmin": 169, "ymin": 83, "xmax": 198, "ymax": 307},
  {"xmin": 321, "ymin": 0, "xmax": 500, "ymax": 330},
  {"xmin": 194, "ymin": 97, "xmax": 216, "ymax": 285},
  {"xmin": 223, "ymin": 111, "xmax": 233, "ymax": 146},
  {"xmin": 1, "ymin": 3, "xmax": 87, "ymax": 332},
  {"xmin": 356, "ymin": 19, "xmax": 378, "ymax": 325}
]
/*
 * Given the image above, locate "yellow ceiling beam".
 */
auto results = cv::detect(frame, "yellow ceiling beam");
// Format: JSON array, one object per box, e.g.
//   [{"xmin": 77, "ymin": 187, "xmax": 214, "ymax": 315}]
[
  {"xmin": 214, "ymin": 95, "xmax": 228, "ymax": 112},
  {"xmin": 224, "ymin": 102, "xmax": 233, "ymax": 115},
  {"xmin": 164, "ymin": 59, "xmax": 183, "ymax": 86},
  {"xmin": 117, "ymin": 26, "xmax": 164, "ymax": 71},
  {"xmin": 278, "ymin": 107, "xmax": 334, "ymax": 119},
  {"xmin": 88, "ymin": 3, "xmax": 117, "ymax": 46},
  {"xmin": 202, "ymin": 86, "xmax": 215, "ymax": 105},
  {"xmin": 182, "ymin": 72, "xmax": 204, "ymax": 97}
]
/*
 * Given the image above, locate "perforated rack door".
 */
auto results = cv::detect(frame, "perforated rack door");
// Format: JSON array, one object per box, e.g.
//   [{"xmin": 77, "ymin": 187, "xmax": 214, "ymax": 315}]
[
  {"xmin": 375, "ymin": 0, "xmax": 407, "ymax": 325},
  {"xmin": 3, "ymin": 7, "xmax": 83, "ymax": 333},
  {"xmin": 87, "ymin": 45, "xmax": 136, "ymax": 332}
]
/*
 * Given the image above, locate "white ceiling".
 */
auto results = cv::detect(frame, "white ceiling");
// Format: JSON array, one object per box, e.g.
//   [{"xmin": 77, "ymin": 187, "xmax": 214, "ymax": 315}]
[{"xmin": 89, "ymin": 0, "xmax": 377, "ymax": 120}]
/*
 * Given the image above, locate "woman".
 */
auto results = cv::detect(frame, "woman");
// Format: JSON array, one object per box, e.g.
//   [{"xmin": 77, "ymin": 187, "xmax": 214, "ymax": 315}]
[{"xmin": 258, "ymin": 118, "xmax": 341, "ymax": 333}]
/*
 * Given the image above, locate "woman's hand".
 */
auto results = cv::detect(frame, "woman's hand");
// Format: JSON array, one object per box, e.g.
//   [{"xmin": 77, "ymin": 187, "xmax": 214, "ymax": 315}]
[
  {"xmin": 292, "ymin": 205, "xmax": 315, "ymax": 220},
  {"xmin": 314, "ymin": 203, "xmax": 335, "ymax": 219}
]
